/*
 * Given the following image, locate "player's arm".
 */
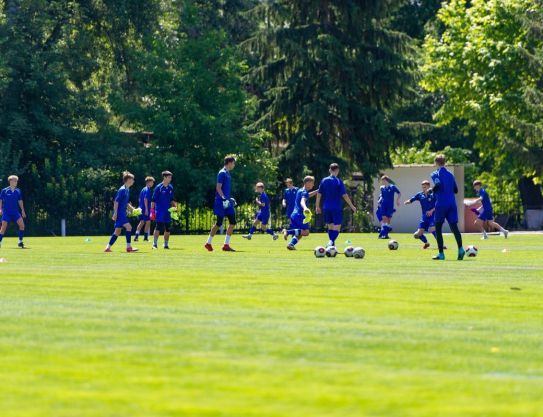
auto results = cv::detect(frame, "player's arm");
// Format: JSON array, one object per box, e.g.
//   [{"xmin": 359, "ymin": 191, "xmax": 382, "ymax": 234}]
[
  {"xmin": 19, "ymin": 198, "xmax": 26, "ymax": 218},
  {"xmin": 342, "ymin": 193, "xmax": 356, "ymax": 212},
  {"xmin": 112, "ymin": 200, "xmax": 119, "ymax": 221},
  {"xmin": 301, "ymin": 197, "xmax": 309, "ymax": 211},
  {"xmin": 0, "ymin": 197, "xmax": 3, "ymax": 215},
  {"xmin": 308, "ymin": 190, "xmax": 318, "ymax": 198},
  {"xmin": 395, "ymin": 188, "xmax": 401, "ymax": 207},
  {"xmin": 315, "ymin": 192, "xmax": 322, "ymax": 214},
  {"xmin": 426, "ymin": 207, "xmax": 436, "ymax": 217},
  {"xmin": 465, "ymin": 197, "xmax": 482, "ymax": 207},
  {"xmin": 216, "ymin": 182, "xmax": 226, "ymax": 200},
  {"xmin": 144, "ymin": 198, "xmax": 149, "ymax": 215}
]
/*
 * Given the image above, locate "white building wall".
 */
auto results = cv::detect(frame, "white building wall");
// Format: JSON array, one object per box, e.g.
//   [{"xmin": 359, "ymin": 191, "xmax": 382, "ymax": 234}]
[{"xmin": 372, "ymin": 165, "xmax": 465, "ymax": 233}]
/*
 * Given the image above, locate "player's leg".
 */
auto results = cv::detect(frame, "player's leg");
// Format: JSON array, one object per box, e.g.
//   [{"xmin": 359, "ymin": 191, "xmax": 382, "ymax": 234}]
[
  {"xmin": 105, "ymin": 227, "xmax": 122, "ymax": 252},
  {"xmin": 16, "ymin": 216, "xmax": 25, "ymax": 248},
  {"xmin": 0, "ymin": 220, "xmax": 7, "ymax": 247},
  {"xmin": 243, "ymin": 218, "xmax": 260, "ymax": 240},
  {"xmin": 144, "ymin": 220, "xmax": 151, "ymax": 241},
  {"xmin": 134, "ymin": 220, "xmax": 143, "ymax": 241},
  {"xmin": 447, "ymin": 206, "xmax": 464, "ymax": 260},
  {"xmin": 222, "ymin": 213, "xmax": 236, "ymax": 251},
  {"xmin": 163, "ymin": 223, "xmax": 171, "ymax": 249},
  {"xmin": 123, "ymin": 222, "xmax": 138, "ymax": 252},
  {"xmin": 381, "ymin": 215, "xmax": 391, "ymax": 239},
  {"xmin": 153, "ymin": 223, "xmax": 162, "ymax": 249},
  {"xmin": 474, "ymin": 217, "xmax": 487, "ymax": 239},
  {"xmin": 414, "ymin": 227, "xmax": 430, "ymax": 249},
  {"xmin": 205, "ymin": 216, "xmax": 223, "ymax": 251},
  {"xmin": 488, "ymin": 219, "xmax": 508, "ymax": 238},
  {"xmin": 287, "ymin": 217, "xmax": 307, "ymax": 250}
]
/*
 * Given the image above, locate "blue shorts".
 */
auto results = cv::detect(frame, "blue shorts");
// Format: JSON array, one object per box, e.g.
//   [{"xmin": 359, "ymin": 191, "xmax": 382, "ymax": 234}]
[
  {"xmin": 139, "ymin": 214, "xmax": 150, "ymax": 221},
  {"xmin": 418, "ymin": 216, "xmax": 435, "ymax": 231},
  {"xmin": 289, "ymin": 213, "xmax": 310, "ymax": 231},
  {"xmin": 256, "ymin": 210, "xmax": 270, "ymax": 225},
  {"xmin": 435, "ymin": 202, "xmax": 458, "ymax": 224},
  {"xmin": 114, "ymin": 215, "xmax": 129, "ymax": 228},
  {"xmin": 1, "ymin": 212, "xmax": 21, "ymax": 223},
  {"xmin": 323, "ymin": 209, "xmax": 342, "ymax": 225},
  {"xmin": 156, "ymin": 211, "xmax": 171, "ymax": 224},
  {"xmin": 377, "ymin": 206, "xmax": 395, "ymax": 219},
  {"xmin": 213, "ymin": 200, "xmax": 236, "ymax": 217},
  {"xmin": 478, "ymin": 209, "xmax": 494, "ymax": 221}
]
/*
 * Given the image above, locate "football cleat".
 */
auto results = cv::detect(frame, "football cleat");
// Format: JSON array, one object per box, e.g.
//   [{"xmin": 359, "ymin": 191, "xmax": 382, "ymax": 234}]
[{"xmin": 204, "ymin": 243, "xmax": 213, "ymax": 252}]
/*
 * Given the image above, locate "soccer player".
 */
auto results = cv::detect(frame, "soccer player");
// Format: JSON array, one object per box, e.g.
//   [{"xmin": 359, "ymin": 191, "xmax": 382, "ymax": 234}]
[
  {"xmin": 205, "ymin": 156, "xmax": 237, "ymax": 252},
  {"xmin": 376, "ymin": 175, "xmax": 401, "ymax": 239},
  {"xmin": 282, "ymin": 176, "xmax": 315, "ymax": 250},
  {"xmin": 134, "ymin": 176, "xmax": 155, "ymax": 242},
  {"xmin": 404, "ymin": 180, "xmax": 437, "ymax": 249},
  {"xmin": 466, "ymin": 180, "xmax": 509, "ymax": 239},
  {"xmin": 104, "ymin": 171, "xmax": 138, "ymax": 253},
  {"xmin": 282, "ymin": 178, "xmax": 298, "ymax": 224},
  {"xmin": 243, "ymin": 182, "xmax": 278, "ymax": 240},
  {"xmin": 430, "ymin": 155, "xmax": 465, "ymax": 260},
  {"xmin": 0, "ymin": 175, "xmax": 27, "ymax": 249},
  {"xmin": 151, "ymin": 171, "xmax": 175, "ymax": 249},
  {"xmin": 315, "ymin": 163, "xmax": 356, "ymax": 247}
]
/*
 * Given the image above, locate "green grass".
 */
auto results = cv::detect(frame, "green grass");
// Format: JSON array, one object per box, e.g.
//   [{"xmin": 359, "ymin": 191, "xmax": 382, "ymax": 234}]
[{"xmin": 0, "ymin": 232, "xmax": 542, "ymax": 417}]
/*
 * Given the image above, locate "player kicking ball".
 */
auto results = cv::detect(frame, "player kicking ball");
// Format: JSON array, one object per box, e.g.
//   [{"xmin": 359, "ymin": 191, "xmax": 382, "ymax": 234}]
[
  {"xmin": 282, "ymin": 176, "xmax": 315, "ymax": 250},
  {"xmin": 0, "ymin": 175, "xmax": 27, "ymax": 249},
  {"xmin": 151, "ymin": 171, "xmax": 175, "ymax": 249},
  {"xmin": 105, "ymin": 171, "xmax": 138, "ymax": 253},
  {"xmin": 404, "ymin": 180, "xmax": 439, "ymax": 249},
  {"xmin": 376, "ymin": 175, "xmax": 401, "ymax": 239},
  {"xmin": 430, "ymin": 155, "xmax": 465, "ymax": 260},
  {"xmin": 315, "ymin": 163, "xmax": 356, "ymax": 248},
  {"xmin": 243, "ymin": 182, "xmax": 278, "ymax": 241},
  {"xmin": 465, "ymin": 180, "xmax": 509, "ymax": 240},
  {"xmin": 205, "ymin": 156, "xmax": 237, "ymax": 252}
]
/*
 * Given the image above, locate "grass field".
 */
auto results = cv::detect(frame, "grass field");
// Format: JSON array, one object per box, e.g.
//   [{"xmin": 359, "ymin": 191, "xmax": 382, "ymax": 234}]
[{"xmin": 0, "ymin": 232, "xmax": 542, "ymax": 417}]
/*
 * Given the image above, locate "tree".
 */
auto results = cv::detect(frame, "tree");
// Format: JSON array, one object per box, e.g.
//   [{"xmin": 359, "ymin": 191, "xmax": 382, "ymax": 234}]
[
  {"xmin": 421, "ymin": 0, "xmax": 543, "ymax": 183},
  {"xmin": 245, "ymin": 0, "xmax": 414, "ymax": 181}
]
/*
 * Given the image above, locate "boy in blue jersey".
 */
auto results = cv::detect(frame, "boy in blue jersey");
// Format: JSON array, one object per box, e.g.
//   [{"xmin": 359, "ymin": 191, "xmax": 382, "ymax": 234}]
[
  {"xmin": 282, "ymin": 176, "xmax": 315, "ymax": 250},
  {"xmin": 104, "ymin": 171, "xmax": 138, "ymax": 253},
  {"xmin": 466, "ymin": 180, "xmax": 508, "ymax": 239},
  {"xmin": 404, "ymin": 180, "xmax": 437, "ymax": 249},
  {"xmin": 281, "ymin": 178, "xmax": 298, "ymax": 224},
  {"xmin": 134, "ymin": 176, "xmax": 155, "ymax": 242},
  {"xmin": 430, "ymin": 155, "xmax": 465, "ymax": 260},
  {"xmin": 376, "ymin": 175, "xmax": 401, "ymax": 239},
  {"xmin": 243, "ymin": 182, "xmax": 279, "ymax": 240},
  {"xmin": 0, "ymin": 175, "xmax": 27, "ymax": 249},
  {"xmin": 151, "ymin": 171, "xmax": 176, "ymax": 249},
  {"xmin": 315, "ymin": 163, "xmax": 356, "ymax": 247},
  {"xmin": 205, "ymin": 156, "xmax": 237, "ymax": 252}
]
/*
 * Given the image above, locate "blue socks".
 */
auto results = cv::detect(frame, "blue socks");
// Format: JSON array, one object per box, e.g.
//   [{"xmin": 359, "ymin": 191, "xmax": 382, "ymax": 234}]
[
  {"xmin": 289, "ymin": 237, "xmax": 299, "ymax": 247},
  {"xmin": 266, "ymin": 228, "xmax": 274, "ymax": 235},
  {"xmin": 419, "ymin": 234, "xmax": 428, "ymax": 243},
  {"xmin": 126, "ymin": 231, "xmax": 132, "ymax": 244},
  {"xmin": 144, "ymin": 232, "xmax": 149, "ymax": 240},
  {"xmin": 328, "ymin": 230, "xmax": 339, "ymax": 245},
  {"xmin": 0, "ymin": 233, "xmax": 3, "ymax": 242},
  {"xmin": 249, "ymin": 226, "xmax": 256, "ymax": 235},
  {"xmin": 108, "ymin": 234, "xmax": 118, "ymax": 246},
  {"xmin": 287, "ymin": 229, "xmax": 300, "ymax": 236},
  {"xmin": 18, "ymin": 230, "xmax": 24, "ymax": 241}
]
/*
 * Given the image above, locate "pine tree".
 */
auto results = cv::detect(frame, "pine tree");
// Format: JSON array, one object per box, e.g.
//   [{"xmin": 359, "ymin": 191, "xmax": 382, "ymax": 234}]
[{"xmin": 245, "ymin": 0, "xmax": 414, "ymax": 181}]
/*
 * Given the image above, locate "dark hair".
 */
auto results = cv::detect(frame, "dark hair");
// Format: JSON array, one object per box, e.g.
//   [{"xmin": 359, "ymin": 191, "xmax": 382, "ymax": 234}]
[
  {"xmin": 285, "ymin": 178, "xmax": 293, "ymax": 184},
  {"xmin": 435, "ymin": 154, "xmax": 447, "ymax": 166},
  {"xmin": 303, "ymin": 175, "xmax": 315, "ymax": 184},
  {"xmin": 473, "ymin": 180, "xmax": 482, "ymax": 187},
  {"xmin": 162, "ymin": 171, "xmax": 173, "ymax": 178},
  {"xmin": 145, "ymin": 176, "xmax": 155, "ymax": 183},
  {"xmin": 381, "ymin": 175, "xmax": 391, "ymax": 183},
  {"xmin": 123, "ymin": 171, "xmax": 135, "ymax": 182},
  {"xmin": 224, "ymin": 156, "xmax": 236, "ymax": 165},
  {"xmin": 329, "ymin": 163, "xmax": 340, "ymax": 171}
]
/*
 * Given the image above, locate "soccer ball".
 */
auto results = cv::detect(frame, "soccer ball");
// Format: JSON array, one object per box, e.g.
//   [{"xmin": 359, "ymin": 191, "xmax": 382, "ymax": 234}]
[
  {"xmin": 466, "ymin": 245, "xmax": 478, "ymax": 257},
  {"xmin": 314, "ymin": 246, "xmax": 326, "ymax": 258},
  {"xmin": 325, "ymin": 246, "xmax": 338, "ymax": 257},
  {"xmin": 353, "ymin": 247, "xmax": 365, "ymax": 259},
  {"xmin": 388, "ymin": 240, "xmax": 399, "ymax": 250},
  {"xmin": 344, "ymin": 246, "xmax": 355, "ymax": 257}
]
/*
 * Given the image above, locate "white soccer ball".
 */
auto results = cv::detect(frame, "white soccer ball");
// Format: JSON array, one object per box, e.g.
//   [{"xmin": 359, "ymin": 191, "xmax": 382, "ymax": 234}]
[
  {"xmin": 388, "ymin": 240, "xmax": 399, "ymax": 250},
  {"xmin": 344, "ymin": 246, "xmax": 355, "ymax": 257},
  {"xmin": 314, "ymin": 246, "xmax": 326, "ymax": 258},
  {"xmin": 353, "ymin": 247, "xmax": 365, "ymax": 259},
  {"xmin": 466, "ymin": 245, "xmax": 478, "ymax": 257},
  {"xmin": 325, "ymin": 246, "xmax": 338, "ymax": 257}
]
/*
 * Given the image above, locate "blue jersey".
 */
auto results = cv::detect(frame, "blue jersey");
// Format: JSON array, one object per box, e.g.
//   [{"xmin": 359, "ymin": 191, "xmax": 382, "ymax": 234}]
[
  {"xmin": 283, "ymin": 187, "xmax": 298, "ymax": 215},
  {"xmin": 318, "ymin": 176, "xmax": 346, "ymax": 211},
  {"xmin": 215, "ymin": 168, "xmax": 232, "ymax": 201},
  {"xmin": 139, "ymin": 186, "xmax": 152, "ymax": 209},
  {"xmin": 0, "ymin": 187, "xmax": 22, "ymax": 214},
  {"xmin": 259, "ymin": 192, "xmax": 270, "ymax": 213},
  {"xmin": 292, "ymin": 188, "xmax": 310, "ymax": 216},
  {"xmin": 115, "ymin": 186, "xmax": 130, "ymax": 214},
  {"xmin": 410, "ymin": 192, "xmax": 436, "ymax": 218},
  {"xmin": 152, "ymin": 183, "xmax": 174, "ymax": 214},
  {"xmin": 431, "ymin": 167, "xmax": 458, "ymax": 205},
  {"xmin": 478, "ymin": 188, "xmax": 493, "ymax": 212},
  {"xmin": 379, "ymin": 184, "xmax": 400, "ymax": 209}
]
